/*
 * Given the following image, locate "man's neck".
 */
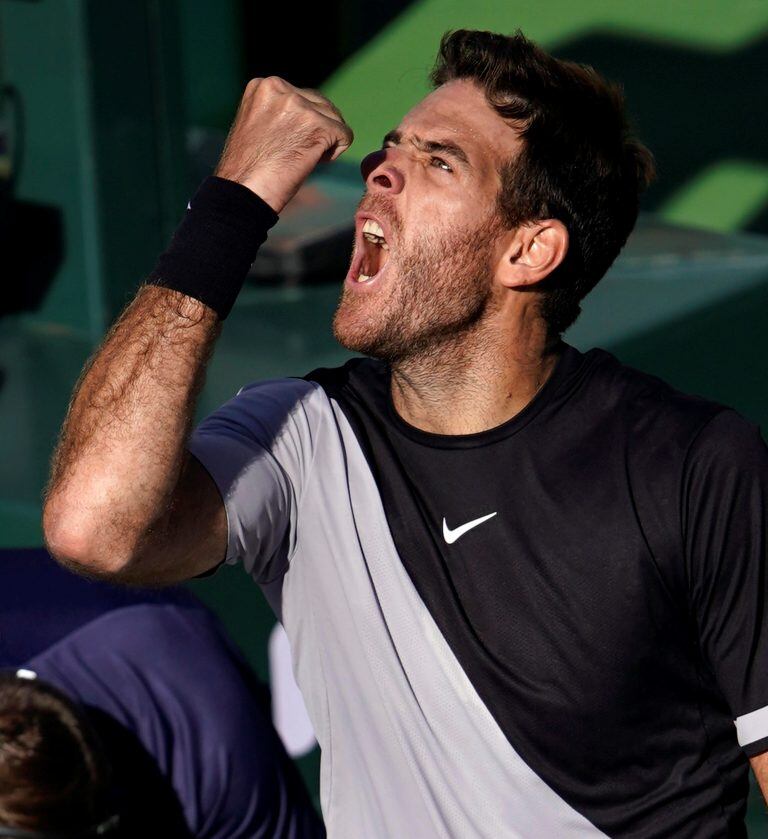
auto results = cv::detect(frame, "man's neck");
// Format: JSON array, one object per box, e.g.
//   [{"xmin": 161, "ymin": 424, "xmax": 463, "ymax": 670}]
[{"xmin": 390, "ymin": 318, "xmax": 562, "ymax": 436}]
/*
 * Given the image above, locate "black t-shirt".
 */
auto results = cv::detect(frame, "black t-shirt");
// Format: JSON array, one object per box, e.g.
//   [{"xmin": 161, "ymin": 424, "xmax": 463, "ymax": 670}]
[{"xmin": 307, "ymin": 341, "xmax": 768, "ymax": 837}]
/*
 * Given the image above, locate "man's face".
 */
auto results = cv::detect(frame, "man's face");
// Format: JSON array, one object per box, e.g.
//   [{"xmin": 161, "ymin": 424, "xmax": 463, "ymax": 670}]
[{"xmin": 333, "ymin": 79, "xmax": 523, "ymax": 362}]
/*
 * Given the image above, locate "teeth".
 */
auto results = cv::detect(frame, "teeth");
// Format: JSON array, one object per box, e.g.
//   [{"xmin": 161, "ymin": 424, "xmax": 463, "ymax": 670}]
[
  {"xmin": 357, "ymin": 273, "xmax": 371, "ymax": 282},
  {"xmin": 363, "ymin": 231, "xmax": 389, "ymax": 248},
  {"xmin": 362, "ymin": 219, "xmax": 386, "ymax": 239}
]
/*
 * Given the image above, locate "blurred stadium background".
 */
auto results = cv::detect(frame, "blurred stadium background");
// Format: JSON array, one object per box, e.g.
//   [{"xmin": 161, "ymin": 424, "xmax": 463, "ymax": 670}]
[{"xmin": 2, "ymin": 0, "xmax": 768, "ymax": 829}]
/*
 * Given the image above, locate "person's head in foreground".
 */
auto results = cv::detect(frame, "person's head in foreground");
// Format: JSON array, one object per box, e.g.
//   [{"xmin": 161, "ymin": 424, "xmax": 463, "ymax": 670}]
[
  {"xmin": 0, "ymin": 674, "xmax": 118, "ymax": 838},
  {"xmin": 333, "ymin": 28, "xmax": 655, "ymax": 364}
]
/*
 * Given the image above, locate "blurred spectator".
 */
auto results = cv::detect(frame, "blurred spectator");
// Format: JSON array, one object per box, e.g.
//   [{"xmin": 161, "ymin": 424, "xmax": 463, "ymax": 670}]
[
  {"xmin": 0, "ymin": 673, "xmax": 120, "ymax": 837},
  {"xmin": 0, "ymin": 549, "xmax": 324, "ymax": 838}
]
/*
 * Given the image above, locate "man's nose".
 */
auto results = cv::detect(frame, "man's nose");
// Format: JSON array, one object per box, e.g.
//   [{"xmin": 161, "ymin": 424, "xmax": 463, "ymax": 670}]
[{"xmin": 360, "ymin": 149, "xmax": 405, "ymax": 194}]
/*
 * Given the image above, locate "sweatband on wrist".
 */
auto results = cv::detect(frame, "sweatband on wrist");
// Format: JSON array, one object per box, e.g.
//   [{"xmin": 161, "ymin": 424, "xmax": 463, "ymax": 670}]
[{"xmin": 146, "ymin": 175, "xmax": 279, "ymax": 320}]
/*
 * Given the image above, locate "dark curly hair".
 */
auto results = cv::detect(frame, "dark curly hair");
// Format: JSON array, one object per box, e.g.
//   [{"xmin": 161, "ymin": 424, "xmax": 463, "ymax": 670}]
[{"xmin": 431, "ymin": 29, "xmax": 656, "ymax": 335}]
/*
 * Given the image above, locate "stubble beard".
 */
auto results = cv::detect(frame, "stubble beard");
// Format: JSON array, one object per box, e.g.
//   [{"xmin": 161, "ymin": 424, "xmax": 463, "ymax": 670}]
[{"xmin": 333, "ymin": 211, "xmax": 502, "ymax": 364}]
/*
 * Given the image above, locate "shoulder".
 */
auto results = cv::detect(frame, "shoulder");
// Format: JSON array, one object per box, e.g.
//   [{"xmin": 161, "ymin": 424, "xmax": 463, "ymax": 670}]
[
  {"xmin": 231, "ymin": 376, "xmax": 325, "ymax": 417},
  {"xmin": 195, "ymin": 376, "xmax": 331, "ymax": 447},
  {"xmin": 30, "ymin": 600, "xmax": 256, "ymax": 730},
  {"xmin": 684, "ymin": 408, "xmax": 766, "ymax": 480},
  {"xmin": 305, "ymin": 356, "xmax": 386, "ymax": 398},
  {"xmin": 580, "ymin": 349, "xmax": 768, "ymax": 494},
  {"xmin": 32, "ymin": 600, "xmax": 231, "ymax": 680},
  {"xmin": 581, "ymin": 347, "xmax": 731, "ymax": 447},
  {"xmin": 213, "ymin": 359, "xmax": 387, "ymax": 432}
]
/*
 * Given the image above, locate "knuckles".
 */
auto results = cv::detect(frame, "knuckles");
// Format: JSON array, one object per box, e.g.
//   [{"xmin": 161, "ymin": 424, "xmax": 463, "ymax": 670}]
[
  {"xmin": 244, "ymin": 75, "xmax": 287, "ymax": 102},
  {"xmin": 261, "ymin": 75, "xmax": 286, "ymax": 90},
  {"xmin": 230, "ymin": 75, "xmax": 351, "ymax": 160},
  {"xmin": 284, "ymin": 91, "xmax": 307, "ymax": 109}
]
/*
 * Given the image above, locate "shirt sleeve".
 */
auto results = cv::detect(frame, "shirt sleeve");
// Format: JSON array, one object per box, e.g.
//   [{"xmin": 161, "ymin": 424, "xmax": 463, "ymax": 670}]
[
  {"xmin": 683, "ymin": 409, "xmax": 768, "ymax": 756},
  {"xmin": 187, "ymin": 378, "xmax": 324, "ymax": 583}
]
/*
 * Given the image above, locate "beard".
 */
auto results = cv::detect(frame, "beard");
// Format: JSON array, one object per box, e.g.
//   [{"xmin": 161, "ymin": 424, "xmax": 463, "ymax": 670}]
[{"xmin": 333, "ymin": 196, "xmax": 502, "ymax": 364}]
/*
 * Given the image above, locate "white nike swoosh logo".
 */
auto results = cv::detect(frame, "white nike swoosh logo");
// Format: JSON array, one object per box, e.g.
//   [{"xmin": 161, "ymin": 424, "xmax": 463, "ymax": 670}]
[{"xmin": 442, "ymin": 512, "xmax": 497, "ymax": 544}]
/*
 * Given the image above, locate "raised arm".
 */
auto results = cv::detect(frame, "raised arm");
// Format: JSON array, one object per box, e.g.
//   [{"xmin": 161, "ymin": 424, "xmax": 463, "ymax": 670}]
[{"xmin": 42, "ymin": 77, "xmax": 352, "ymax": 585}]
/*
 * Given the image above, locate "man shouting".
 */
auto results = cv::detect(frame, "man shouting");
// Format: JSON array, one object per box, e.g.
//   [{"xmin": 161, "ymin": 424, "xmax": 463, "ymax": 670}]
[{"xmin": 44, "ymin": 29, "xmax": 768, "ymax": 837}]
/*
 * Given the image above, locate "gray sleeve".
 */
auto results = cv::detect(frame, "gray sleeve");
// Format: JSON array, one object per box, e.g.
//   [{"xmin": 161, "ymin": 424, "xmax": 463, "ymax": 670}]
[{"xmin": 187, "ymin": 378, "xmax": 325, "ymax": 583}]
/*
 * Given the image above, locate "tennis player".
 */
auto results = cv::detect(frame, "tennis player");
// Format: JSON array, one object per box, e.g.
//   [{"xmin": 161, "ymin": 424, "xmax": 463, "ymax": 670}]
[{"xmin": 44, "ymin": 29, "xmax": 768, "ymax": 837}]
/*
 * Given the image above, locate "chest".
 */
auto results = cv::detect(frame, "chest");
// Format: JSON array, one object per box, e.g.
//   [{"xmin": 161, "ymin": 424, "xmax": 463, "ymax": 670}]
[{"xmin": 372, "ymin": 431, "xmax": 694, "ymax": 698}]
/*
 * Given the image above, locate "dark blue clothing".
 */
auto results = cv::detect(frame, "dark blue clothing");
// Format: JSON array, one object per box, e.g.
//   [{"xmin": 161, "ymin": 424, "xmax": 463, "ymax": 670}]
[{"xmin": 0, "ymin": 548, "xmax": 323, "ymax": 838}]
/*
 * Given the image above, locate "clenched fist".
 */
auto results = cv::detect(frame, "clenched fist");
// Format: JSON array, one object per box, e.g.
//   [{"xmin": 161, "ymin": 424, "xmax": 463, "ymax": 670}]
[{"xmin": 215, "ymin": 76, "xmax": 354, "ymax": 214}]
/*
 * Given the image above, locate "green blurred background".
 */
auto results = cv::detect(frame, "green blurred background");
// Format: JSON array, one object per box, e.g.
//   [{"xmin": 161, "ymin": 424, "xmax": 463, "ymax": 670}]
[{"xmin": 2, "ymin": 0, "xmax": 768, "ymax": 829}]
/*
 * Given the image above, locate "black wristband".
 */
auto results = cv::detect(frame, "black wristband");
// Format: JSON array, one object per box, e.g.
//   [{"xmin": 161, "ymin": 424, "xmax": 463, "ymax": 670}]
[{"xmin": 146, "ymin": 176, "xmax": 279, "ymax": 320}]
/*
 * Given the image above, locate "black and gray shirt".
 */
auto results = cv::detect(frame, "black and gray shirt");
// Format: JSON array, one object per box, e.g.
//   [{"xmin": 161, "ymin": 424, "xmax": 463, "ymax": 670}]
[{"xmin": 189, "ymin": 342, "xmax": 768, "ymax": 838}]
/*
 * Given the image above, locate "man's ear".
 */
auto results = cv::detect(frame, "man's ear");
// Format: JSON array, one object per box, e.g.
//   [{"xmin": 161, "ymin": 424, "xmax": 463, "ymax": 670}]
[{"xmin": 497, "ymin": 220, "xmax": 569, "ymax": 289}]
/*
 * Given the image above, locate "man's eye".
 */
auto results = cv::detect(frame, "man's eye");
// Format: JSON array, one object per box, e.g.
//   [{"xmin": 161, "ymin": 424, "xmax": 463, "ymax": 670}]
[{"xmin": 430, "ymin": 156, "xmax": 452, "ymax": 173}]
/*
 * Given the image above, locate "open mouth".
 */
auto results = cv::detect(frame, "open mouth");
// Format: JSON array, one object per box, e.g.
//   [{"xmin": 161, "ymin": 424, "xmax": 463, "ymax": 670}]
[{"xmin": 351, "ymin": 218, "xmax": 391, "ymax": 283}]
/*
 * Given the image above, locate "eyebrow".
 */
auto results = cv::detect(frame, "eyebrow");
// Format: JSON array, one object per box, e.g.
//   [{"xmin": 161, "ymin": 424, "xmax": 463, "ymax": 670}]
[{"xmin": 381, "ymin": 129, "xmax": 471, "ymax": 167}]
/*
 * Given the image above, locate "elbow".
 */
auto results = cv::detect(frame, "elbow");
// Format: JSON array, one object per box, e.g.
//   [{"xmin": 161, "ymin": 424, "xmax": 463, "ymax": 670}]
[{"xmin": 42, "ymin": 495, "xmax": 136, "ymax": 581}]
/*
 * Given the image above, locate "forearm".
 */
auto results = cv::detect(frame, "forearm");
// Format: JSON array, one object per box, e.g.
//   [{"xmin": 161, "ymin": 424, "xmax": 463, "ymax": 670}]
[
  {"xmin": 751, "ymin": 752, "xmax": 768, "ymax": 809},
  {"xmin": 44, "ymin": 285, "xmax": 219, "ymax": 574}
]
